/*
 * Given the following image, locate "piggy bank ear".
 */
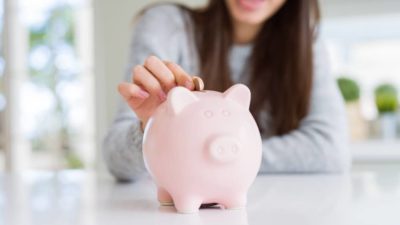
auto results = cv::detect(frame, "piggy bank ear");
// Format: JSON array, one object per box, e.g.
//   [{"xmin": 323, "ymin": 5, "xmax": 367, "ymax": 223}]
[
  {"xmin": 223, "ymin": 84, "xmax": 251, "ymax": 109},
  {"xmin": 167, "ymin": 87, "xmax": 199, "ymax": 115}
]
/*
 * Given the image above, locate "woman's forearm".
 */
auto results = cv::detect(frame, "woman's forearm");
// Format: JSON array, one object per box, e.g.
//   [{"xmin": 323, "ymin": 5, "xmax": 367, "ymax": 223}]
[
  {"xmin": 259, "ymin": 124, "xmax": 351, "ymax": 173},
  {"xmin": 102, "ymin": 118, "xmax": 147, "ymax": 181}
]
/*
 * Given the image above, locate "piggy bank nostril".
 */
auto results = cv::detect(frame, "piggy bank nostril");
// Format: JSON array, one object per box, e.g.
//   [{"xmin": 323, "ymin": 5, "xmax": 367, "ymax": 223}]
[
  {"xmin": 222, "ymin": 110, "xmax": 230, "ymax": 117},
  {"xmin": 204, "ymin": 110, "xmax": 213, "ymax": 118},
  {"xmin": 209, "ymin": 136, "xmax": 241, "ymax": 163},
  {"xmin": 231, "ymin": 145, "xmax": 238, "ymax": 153}
]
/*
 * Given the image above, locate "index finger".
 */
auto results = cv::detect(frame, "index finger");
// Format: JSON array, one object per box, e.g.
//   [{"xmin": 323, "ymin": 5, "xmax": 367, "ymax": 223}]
[
  {"xmin": 144, "ymin": 56, "xmax": 176, "ymax": 92},
  {"xmin": 164, "ymin": 62, "xmax": 194, "ymax": 91}
]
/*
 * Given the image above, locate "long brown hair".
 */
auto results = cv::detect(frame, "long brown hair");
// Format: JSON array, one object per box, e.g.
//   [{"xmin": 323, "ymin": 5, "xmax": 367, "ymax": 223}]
[{"xmin": 181, "ymin": 0, "xmax": 320, "ymax": 136}]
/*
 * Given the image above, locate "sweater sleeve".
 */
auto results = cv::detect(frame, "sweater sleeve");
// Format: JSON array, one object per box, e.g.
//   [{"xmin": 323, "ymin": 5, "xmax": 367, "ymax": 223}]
[
  {"xmin": 102, "ymin": 5, "xmax": 186, "ymax": 181},
  {"xmin": 258, "ymin": 39, "xmax": 351, "ymax": 174}
]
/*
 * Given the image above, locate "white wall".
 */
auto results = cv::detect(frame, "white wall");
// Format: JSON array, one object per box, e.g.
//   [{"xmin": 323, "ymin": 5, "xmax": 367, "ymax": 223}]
[{"xmin": 320, "ymin": 0, "xmax": 400, "ymax": 18}]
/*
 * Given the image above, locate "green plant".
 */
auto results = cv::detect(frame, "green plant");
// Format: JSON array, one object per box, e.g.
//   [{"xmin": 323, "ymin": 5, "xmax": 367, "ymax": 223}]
[
  {"xmin": 337, "ymin": 77, "xmax": 360, "ymax": 103},
  {"xmin": 28, "ymin": 5, "xmax": 78, "ymax": 166},
  {"xmin": 375, "ymin": 84, "xmax": 399, "ymax": 114},
  {"xmin": 65, "ymin": 153, "xmax": 84, "ymax": 169}
]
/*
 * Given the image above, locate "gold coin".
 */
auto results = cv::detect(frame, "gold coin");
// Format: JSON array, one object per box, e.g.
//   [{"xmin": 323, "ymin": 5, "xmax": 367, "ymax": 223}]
[{"xmin": 192, "ymin": 76, "xmax": 204, "ymax": 91}]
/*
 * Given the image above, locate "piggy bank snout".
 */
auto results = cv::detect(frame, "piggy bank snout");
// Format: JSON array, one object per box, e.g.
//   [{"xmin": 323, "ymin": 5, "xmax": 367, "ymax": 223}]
[{"xmin": 208, "ymin": 136, "xmax": 241, "ymax": 163}]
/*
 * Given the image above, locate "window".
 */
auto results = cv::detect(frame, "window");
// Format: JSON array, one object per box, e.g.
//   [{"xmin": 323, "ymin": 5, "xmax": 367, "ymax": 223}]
[
  {"xmin": 2, "ymin": 0, "xmax": 94, "ymax": 171},
  {"xmin": 321, "ymin": 13, "xmax": 400, "ymax": 159}
]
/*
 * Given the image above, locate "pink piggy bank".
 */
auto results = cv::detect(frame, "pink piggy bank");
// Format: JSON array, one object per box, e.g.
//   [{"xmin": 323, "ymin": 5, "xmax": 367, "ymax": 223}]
[{"xmin": 142, "ymin": 84, "xmax": 262, "ymax": 213}]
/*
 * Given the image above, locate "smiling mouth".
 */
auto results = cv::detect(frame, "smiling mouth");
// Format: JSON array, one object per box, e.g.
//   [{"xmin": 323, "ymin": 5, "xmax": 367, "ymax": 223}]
[{"xmin": 237, "ymin": 0, "xmax": 265, "ymax": 11}]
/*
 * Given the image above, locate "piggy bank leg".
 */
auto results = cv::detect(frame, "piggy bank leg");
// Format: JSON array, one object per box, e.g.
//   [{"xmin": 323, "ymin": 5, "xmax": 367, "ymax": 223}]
[
  {"xmin": 173, "ymin": 195, "xmax": 202, "ymax": 214},
  {"xmin": 222, "ymin": 194, "xmax": 247, "ymax": 210},
  {"xmin": 158, "ymin": 187, "xmax": 173, "ymax": 206}
]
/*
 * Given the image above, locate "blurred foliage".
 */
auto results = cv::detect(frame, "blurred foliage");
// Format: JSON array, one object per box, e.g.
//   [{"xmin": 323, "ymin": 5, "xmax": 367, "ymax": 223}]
[
  {"xmin": 29, "ymin": 5, "xmax": 76, "ymax": 86},
  {"xmin": 65, "ymin": 152, "xmax": 84, "ymax": 169},
  {"xmin": 375, "ymin": 84, "xmax": 399, "ymax": 114},
  {"xmin": 337, "ymin": 77, "xmax": 360, "ymax": 103},
  {"xmin": 28, "ymin": 4, "xmax": 84, "ymax": 168}
]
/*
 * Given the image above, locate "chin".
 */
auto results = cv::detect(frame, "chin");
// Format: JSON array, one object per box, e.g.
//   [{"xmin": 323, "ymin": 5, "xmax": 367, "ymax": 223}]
[
  {"xmin": 236, "ymin": 16, "xmax": 265, "ymax": 25},
  {"xmin": 235, "ymin": 14, "xmax": 267, "ymax": 25}
]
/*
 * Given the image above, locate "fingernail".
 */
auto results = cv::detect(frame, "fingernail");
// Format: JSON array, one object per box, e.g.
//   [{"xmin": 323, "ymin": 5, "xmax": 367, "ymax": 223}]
[
  {"xmin": 185, "ymin": 80, "xmax": 194, "ymax": 90},
  {"xmin": 158, "ymin": 91, "xmax": 167, "ymax": 101},
  {"xmin": 138, "ymin": 89, "xmax": 150, "ymax": 99}
]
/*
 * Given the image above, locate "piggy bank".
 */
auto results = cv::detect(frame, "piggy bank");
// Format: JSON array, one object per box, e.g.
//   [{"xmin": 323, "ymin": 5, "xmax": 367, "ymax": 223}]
[{"xmin": 142, "ymin": 84, "xmax": 262, "ymax": 213}]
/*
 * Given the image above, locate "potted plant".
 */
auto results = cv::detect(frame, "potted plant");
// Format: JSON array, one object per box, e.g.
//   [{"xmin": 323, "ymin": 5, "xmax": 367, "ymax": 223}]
[
  {"xmin": 337, "ymin": 77, "xmax": 367, "ymax": 140},
  {"xmin": 375, "ymin": 84, "xmax": 399, "ymax": 140}
]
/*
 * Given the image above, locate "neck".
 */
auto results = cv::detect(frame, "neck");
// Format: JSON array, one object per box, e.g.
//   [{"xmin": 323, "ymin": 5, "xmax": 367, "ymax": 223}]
[{"xmin": 232, "ymin": 20, "xmax": 262, "ymax": 44}]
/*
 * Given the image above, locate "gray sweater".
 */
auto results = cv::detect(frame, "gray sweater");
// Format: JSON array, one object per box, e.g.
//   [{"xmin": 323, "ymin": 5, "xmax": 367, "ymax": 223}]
[{"xmin": 103, "ymin": 5, "xmax": 351, "ymax": 181}]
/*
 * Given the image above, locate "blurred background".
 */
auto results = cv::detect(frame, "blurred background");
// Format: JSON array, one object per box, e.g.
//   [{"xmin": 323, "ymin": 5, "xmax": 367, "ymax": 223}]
[{"xmin": 0, "ymin": 0, "xmax": 399, "ymax": 173}]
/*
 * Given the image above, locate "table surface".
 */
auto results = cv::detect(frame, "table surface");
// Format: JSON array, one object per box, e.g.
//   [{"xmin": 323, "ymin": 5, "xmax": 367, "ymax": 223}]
[{"xmin": 1, "ymin": 165, "xmax": 400, "ymax": 225}]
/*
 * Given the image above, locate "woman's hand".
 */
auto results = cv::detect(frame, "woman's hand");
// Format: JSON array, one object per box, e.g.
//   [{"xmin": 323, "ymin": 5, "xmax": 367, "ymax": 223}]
[{"xmin": 118, "ymin": 56, "xmax": 195, "ymax": 131}]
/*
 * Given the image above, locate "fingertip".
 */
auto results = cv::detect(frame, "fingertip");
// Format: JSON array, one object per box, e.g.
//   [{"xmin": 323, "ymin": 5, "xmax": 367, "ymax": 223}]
[
  {"xmin": 133, "ymin": 65, "xmax": 143, "ymax": 74},
  {"xmin": 117, "ymin": 83, "xmax": 123, "ymax": 91},
  {"xmin": 163, "ymin": 60, "xmax": 173, "ymax": 66},
  {"xmin": 145, "ymin": 55, "xmax": 158, "ymax": 66},
  {"xmin": 117, "ymin": 82, "xmax": 128, "ymax": 94},
  {"xmin": 117, "ymin": 83, "xmax": 132, "ymax": 100},
  {"xmin": 170, "ymin": 62, "xmax": 180, "ymax": 70},
  {"xmin": 185, "ymin": 79, "xmax": 194, "ymax": 90},
  {"xmin": 168, "ymin": 63, "xmax": 193, "ymax": 89},
  {"xmin": 163, "ymin": 61, "xmax": 175, "ymax": 69}
]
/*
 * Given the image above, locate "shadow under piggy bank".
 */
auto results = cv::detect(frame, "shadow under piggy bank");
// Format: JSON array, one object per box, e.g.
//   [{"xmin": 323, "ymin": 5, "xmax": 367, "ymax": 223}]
[{"xmin": 157, "ymin": 206, "xmax": 249, "ymax": 225}]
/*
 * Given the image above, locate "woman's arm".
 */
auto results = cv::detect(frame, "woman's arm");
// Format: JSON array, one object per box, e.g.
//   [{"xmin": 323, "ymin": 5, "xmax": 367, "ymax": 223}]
[
  {"xmin": 102, "ymin": 5, "xmax": 186, "ymax": 181},
  {"xmin": 259, "ymin": 40, "xmax": 351, "ymax": 173}
]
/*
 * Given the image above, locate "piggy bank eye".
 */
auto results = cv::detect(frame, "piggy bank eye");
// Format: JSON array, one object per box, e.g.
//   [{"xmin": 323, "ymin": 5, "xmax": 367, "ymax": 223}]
[
  {"xmin": 222, "ymin": 110, "xmax": 231, "ymax": 117},
  {"xmin": 204, "ymin": 110, "xmax": 214, "ymax": 118}
]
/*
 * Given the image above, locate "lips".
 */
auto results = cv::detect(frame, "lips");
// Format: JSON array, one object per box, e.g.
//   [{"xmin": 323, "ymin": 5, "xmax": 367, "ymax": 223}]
[{"xmin": 237, "ymin": 0, "xmax": 265, "ymax": 11}]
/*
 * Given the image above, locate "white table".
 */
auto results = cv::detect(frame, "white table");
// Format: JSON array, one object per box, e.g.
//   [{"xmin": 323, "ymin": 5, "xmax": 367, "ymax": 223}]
[{"xmin": 1, "ymin": 168, "xmax": 400, "ymax": 225}]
